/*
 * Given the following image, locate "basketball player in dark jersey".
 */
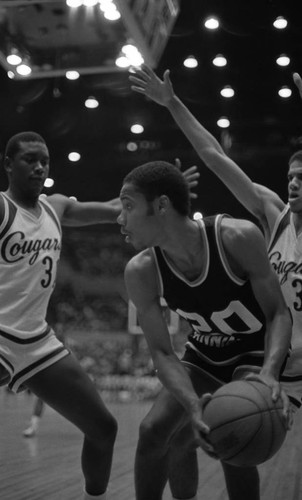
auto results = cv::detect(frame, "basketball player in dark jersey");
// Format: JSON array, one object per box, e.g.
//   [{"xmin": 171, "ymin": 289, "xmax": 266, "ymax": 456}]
[
  {"xmin": 129, "ymin": 67, "xmax": 302, "ymax": 410},
  {"xmin": 118, "ymin": 161, "xmax": 291, "ymax": 500}
]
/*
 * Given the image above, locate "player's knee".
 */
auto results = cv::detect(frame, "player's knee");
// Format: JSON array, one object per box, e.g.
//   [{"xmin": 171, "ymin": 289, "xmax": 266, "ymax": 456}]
[
  {"xmin": 87, "ymin": 409, "xmax": 117, "ymax": 446},
  {"xmin": 138, "ymin": 417, "xmax": 169, "ymax": 451}
]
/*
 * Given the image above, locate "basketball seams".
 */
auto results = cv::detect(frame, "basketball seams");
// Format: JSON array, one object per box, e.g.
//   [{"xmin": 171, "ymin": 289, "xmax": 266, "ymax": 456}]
[{"xmin": 202, "ymin": 380, "xmax": 287, "ymax": 466}]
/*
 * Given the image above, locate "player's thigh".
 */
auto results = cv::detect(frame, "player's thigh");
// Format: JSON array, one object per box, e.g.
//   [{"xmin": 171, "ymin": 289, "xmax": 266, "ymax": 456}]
[{"xmin": 26, "ymin": 353, "xmax": 113, "ymax": 431}]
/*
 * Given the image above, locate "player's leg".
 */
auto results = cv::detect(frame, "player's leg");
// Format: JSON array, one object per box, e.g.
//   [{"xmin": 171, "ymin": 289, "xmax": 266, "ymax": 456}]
[
  {"xmin": 135, "ymin": 386, "xmax": 189, "ymax": 500},
  {"xmin": 23, "ymin": 396, "xmax": 45, "ymax": 437},
  {"xmin": 168, "ymin": 424, "xmax": 198, "ymax": 500},
  {"xmin": 221, "ymin": 462, "xmax": 260, "ymax": 500},
  {"xmin": 25, "ymin": 353, "xmax": 117, "ymax": 497},
  {"xmin": 168, "ymin": 363, "xmax": 221, "ymax": 500}
]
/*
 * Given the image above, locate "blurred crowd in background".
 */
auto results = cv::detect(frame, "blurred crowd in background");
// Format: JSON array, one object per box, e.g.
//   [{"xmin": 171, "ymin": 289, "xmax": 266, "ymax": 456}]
[{"xmin": 42, "ymin": 225, "xmax": 189, "ymax": 402}]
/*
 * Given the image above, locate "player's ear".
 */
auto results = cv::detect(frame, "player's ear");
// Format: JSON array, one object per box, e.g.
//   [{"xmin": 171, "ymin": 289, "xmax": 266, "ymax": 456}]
[
  {"xmin": 4, "ymin": 157, "xmax": 13, "ymax": 174},
  {"xmin": 158, "ymin": 195, "xmax": 170, "ymax": 214}
]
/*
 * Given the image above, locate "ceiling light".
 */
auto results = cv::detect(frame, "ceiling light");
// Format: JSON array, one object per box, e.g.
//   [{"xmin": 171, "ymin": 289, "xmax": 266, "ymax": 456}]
[
  {"xmin": 16, "ymin": 64, "xmax": 32, "ymax": 76},
  {"xmin": 66, "ymin": 70, "xmax": 80, "ymax": 80},
  {"xmin": 204, "ymin": 17, "xmax": 219, "ymax": 30},
  {"xmin": 183, "ymin": 56, "xmax": 198, "ymax": 68},
  {"xmin": 83, "ymin": 0, "xmax": 98, "ymax": 5},
  {"xmin": 217, "ymin": 117, "xmax": 230, "ymax": 128},
  {"xmin": 115, "ymin": 56, "xmax": 130, "ymax": 68},
  {"xmin": 193, "ymin": 212, "xmax": 203, "ymax": 220},
  {"xmin": 6, "ymin": 51, "xmax": 22, "ymax": 66},
  {"xmin": 68, "ymin": 152, "xmax": 81, "ymax": 162},
  {"xmin": 276, "ymin": 54, "xmax": 290, "ymax": 66},
  {"xmin": 127, "ymin": 142, "xmax": 138, "ymax": 152},
  {"xmin": 44, "ymin": 178, "xmax": 54, "ymax": 188},
  {"xmin": 131, "ymin": 124, "xmax": 144, "ymax": 134},
  {"xmin": 121, "ymin": 44, "xmax": 144, "ymax": 66},
  {"xmin": 85, "ymin": 96, "xmax": 99, "ymax": 108},
  {"xmin": 273, "ymin": 16, "xmax": 288, "ymax": 29},
  {"xmin": 104, "ymin": 9, "xmax": 121, "ymax": 21},
  {"xmin": 278, "ymin": 86, "xmax": 292, "ymax": 98},
  {"xmin": 66, "ymin": 0, "xmax": 82, "ymax": 7},
  {"xmin": 220, "ymin": 85, "xmax": 235, "ymax": 98},
  {"xmin": 213, "ymin": 54, "xmax": 227, "ymax": 67}
]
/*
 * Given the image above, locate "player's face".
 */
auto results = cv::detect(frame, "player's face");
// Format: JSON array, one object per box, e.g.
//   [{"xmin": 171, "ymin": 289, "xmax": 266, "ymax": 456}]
[
  {"xmin": 118, "ymin": 183, "xmax": 161, "ymax": 250},
  {"xmin": 6, "ymin": 141, "xmax": 50, "ymax": 200},
  {"xmin": 287, "ymin": 160, "xmax": 302, "ymax": 213}
]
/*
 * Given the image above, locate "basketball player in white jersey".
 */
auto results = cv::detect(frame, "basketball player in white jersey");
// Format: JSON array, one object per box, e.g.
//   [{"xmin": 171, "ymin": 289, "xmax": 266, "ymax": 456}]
[
  {"xmin": 0, "ymin": 131, "xmax": 198, "ymax": 500},
  {"xmin": 118, "ymin": 160, "xmax": 291, "ymax": 500},
  {"xmin": 129, "ymin": 65, "xmax": 302, "ymax": 500}
]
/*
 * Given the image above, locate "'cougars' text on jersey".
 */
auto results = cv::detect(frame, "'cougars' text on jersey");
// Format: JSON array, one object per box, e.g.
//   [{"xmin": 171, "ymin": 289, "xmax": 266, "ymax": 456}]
[{"xmin": 0, "ymin": 193, "xmax": 62, "ymax": 339}]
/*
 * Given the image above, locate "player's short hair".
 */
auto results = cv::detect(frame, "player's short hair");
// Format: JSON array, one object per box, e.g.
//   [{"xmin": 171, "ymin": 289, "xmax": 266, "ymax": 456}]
[
  {"xmin": 5, "ymin": 131, "xmax": 46, "ymax": 159},
  {"xmin": 123, "ymin": 161, "xmax": 191, "ymax": 216},
  {"xmin": 289, "ymin": 150, "xmax": 302, "ymax": 166}
]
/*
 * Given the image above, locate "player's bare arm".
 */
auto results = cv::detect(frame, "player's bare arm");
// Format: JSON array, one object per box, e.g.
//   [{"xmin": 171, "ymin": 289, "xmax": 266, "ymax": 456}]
[
  {"xmin": 47, "ymin": 193, "xmax": 121, "ymax": 226},
  {"xmin": 221, "ymin": 218, "xmax": 292, "ymax": 405},
  {"xmin": 130, "ymin": 65, "xmax": 285, "ymax": 238},
  {"xmin": 124, "ymin": 250, "xmax": 214, "ymax": 452}
]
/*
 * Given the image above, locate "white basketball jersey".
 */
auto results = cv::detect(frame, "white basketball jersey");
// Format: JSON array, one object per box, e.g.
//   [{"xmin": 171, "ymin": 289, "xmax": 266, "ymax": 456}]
[
  {"xmin": 0, "ymin": 193, "xmax": 62, "ymax": 339},
  {"xmin": 268, "ymin": 205, "xmax": 302, "ymax": 352}
]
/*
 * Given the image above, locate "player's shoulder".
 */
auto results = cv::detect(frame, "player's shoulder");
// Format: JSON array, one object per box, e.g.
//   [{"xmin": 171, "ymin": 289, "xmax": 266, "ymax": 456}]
[
  {"xmin": 125, "ymin": 249, "xmax": 155, "ymax": 277},
  {"xmin": 44, "ymin": 193, "xmax": 71, "ymax": 219},
  {"xmin": 220, "ymin": 216, "xmax": 264, "ymax": 248},
  {"xmin": 125, "ymin": 249, "xmax": 159, "ymax": 302}
]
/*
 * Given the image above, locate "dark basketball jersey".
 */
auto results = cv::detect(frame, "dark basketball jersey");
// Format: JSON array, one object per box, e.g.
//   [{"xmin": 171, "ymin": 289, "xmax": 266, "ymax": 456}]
[{"xmin": 152, "ymin": 214, "xmax": 266, "ymax": 366}]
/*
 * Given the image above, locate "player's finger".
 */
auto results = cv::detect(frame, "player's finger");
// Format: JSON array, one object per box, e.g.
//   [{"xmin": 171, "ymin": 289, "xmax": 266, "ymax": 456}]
[
  {"xmin": 129, "ymin": 76, "xmax": 147, "ymax": 86},
  {"xmin": 141, "ymin": 64, "xmax": 155, "ymax": 78},
  {"xmin": 201, "ymin": 392, "xmax": 213, "ymax": 410},
  {"xmin": 130, "ymin": 86, "xmax": 146, "ymax": 94},
  {"xmin": 174, "ymin": 158, "xmax": 181, "ymax": 169},
  {"xmin": 163, "ymin": 69, "xmax": 171, "ymax": 84},
  {"xmin": 183, "ymin": 165, "xmax": 199, "ymax": 175}
]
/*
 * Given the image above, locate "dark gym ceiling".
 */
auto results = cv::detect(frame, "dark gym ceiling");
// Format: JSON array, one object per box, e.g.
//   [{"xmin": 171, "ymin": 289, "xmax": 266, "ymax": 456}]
[{"xmin": 0, "ymin": 0, "xmax": 301, "ymax": 217}]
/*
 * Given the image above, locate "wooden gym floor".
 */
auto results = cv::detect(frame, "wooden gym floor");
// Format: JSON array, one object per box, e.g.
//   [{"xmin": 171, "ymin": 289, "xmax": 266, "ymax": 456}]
[{"xmin": 1, "ymin": 388, "xmax": 302, "ymax": 500}]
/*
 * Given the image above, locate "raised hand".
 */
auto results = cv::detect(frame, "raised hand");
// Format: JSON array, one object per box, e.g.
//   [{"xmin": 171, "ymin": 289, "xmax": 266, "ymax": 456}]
[
  {"xmin": 293, "ymin": 72, "xmax": 302, "ymax": 99},
  {"xmin": 175, "ymin": 158, "xmax": 200, "ymax": 199},
  {"xmin": 130, "ymin": 64, "xmax": 174, "ymax": 106}
]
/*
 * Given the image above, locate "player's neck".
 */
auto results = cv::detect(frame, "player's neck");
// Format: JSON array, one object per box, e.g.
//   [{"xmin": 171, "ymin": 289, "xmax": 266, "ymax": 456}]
[
  {"xmin": 161, "ymin": 219, "xmax": 206, "ymax": 279},
  {"xmin": 5, "ymin": 188, "xmax": 41, "ymax": 215},
  {"xmin": 291, "ymin": 211, "xmax": 302, "ymax": 236}
]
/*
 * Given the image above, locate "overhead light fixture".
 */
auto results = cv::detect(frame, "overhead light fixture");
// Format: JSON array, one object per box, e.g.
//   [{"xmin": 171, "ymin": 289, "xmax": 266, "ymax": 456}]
[
  {"xmin": 6, "ymin": 48, "xmax": 22, "ymax": 66},
  {"xmin": 85, "ymin": 96, "xmax": 99, "ymax": 108},
  {"xmin": 131, "ymin": 124, "xmax": 144, "ymax": 134},
  {"xmin": 183, "ymin": 56, "xmax": 198, "ymax": 68},
  {"xmin": 68, "ymin": 152, "xmax": 81, "ymax": 162},
  {"xmin": 217, "ymin": 117, "xmax": 230, "ymax": 128},
  {"xmin": 273, "ymin": 16, "xmax": 288, "ymax": 29},
  {"xmin": 278, "ymin": 86, "xmax": 292, "ymax": 98},
  {"xmin": 44, "ymin": 178, "xmax": 54, "ymax": 188},
  {"xmin": 220, "ymin": 85, "xmax": 235, "ymax": 98},
  {"xmin": 16, "ymin": 63, "xmax": 32, "ymax": 76},
  {"xmin": 213, "ymin": 54, "xmax": 227, "ymax": 67},
  {"xmin": 276, "ymin": 54, "xmax": 290, "ymax": 66},
  {"xmin": 66, "ymin": 70, "xmax": 80, "ymax": 80},
  {"xmin": 204, "ymin": 17, "xmax": 219, "ymax": 30}
]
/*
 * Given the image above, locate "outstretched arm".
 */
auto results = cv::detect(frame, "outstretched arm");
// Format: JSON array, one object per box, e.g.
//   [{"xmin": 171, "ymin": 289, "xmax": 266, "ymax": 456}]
[
  {"xmin": 130, "ymin": 66, "xmax": 285, "ymax": 237},
  {"xmin": 48, "ymin": 194, "xmax": 121, "ymax": 226}
]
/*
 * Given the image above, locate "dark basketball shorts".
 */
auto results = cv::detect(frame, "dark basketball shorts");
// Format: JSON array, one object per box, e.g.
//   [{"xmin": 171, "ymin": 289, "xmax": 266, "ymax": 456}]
[{"xmin": 181, "ymin": 343, "xmax": 301, "ymax": 409}]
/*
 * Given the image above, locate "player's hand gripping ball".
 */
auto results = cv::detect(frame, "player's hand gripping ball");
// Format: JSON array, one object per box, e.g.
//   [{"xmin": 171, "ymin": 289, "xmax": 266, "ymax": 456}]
[{"xmin": 202, "ymin": 380, "xmax": 287, "ymax": 467}]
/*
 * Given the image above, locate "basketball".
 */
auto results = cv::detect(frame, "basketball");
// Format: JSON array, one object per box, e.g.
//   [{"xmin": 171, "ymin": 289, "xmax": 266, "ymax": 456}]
[{"xmin": 202, "ymin": 380, "xmax": 287, "ymax": 467}]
